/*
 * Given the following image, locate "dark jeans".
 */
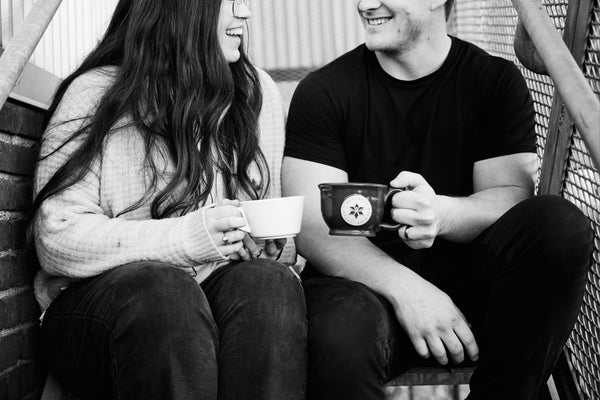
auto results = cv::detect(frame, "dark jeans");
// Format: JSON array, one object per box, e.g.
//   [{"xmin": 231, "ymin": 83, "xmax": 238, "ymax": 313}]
[
  {"xmin": 302, "ymin": 195, "xmax": 594, "ymax": 400},
  {"xmin": 41, "ymin": 259, "xmax": 307, "ymax": 400}
]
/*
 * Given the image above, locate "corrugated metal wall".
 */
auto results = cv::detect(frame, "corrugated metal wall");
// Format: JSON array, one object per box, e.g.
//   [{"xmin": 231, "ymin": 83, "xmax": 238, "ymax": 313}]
[
  {"xmin": 248, "ymin": 0, "xmax": 363, "ymax": 70},
  {"xmin": 1, "ymin": 0, "xmax": 363, "ymax": 79}
]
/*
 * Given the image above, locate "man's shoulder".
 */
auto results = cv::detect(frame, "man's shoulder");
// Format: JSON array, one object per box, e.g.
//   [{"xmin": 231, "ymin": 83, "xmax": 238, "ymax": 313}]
[
  {"xmin": 452, "ymin": 37, "xmax": 518, "ymax": 76},
  {"xmin": 301, "ymin": 44, "xmax": 367, "ymax": 91}
]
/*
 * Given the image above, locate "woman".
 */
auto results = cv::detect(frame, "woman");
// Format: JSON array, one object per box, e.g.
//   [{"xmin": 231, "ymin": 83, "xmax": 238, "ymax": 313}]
[{"xmin": 32, "ymin": 1, "xmax": 306, "ymax": 399}]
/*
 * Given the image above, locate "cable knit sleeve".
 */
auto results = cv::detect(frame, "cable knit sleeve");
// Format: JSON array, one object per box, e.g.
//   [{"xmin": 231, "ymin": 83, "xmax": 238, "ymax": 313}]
[{"xmin": 34, "ymin": 68, "xmax": 225, "ymax": 281}]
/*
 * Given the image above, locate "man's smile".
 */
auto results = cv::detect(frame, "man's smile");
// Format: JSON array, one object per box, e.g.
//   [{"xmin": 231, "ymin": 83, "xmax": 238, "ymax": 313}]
[{"xmin": 366, "ymin": 17, "xmax": 392, "ymax": 26}]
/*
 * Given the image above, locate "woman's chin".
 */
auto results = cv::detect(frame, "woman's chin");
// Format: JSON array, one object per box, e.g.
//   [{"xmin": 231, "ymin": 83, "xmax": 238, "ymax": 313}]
[{"xmin": 223, "ymin": 49, "xmax": 241, "ymax": 64}]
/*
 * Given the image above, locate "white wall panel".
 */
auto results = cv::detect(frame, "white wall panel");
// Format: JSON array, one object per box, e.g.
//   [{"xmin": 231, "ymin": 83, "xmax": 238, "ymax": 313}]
[
  {"xmin": 1, "ymin": 0, "xmax": 363, "ymax": 78},
  {"xmin": 248, "ymin": 0, "xmax": 363, "ymax": 71},
  {"xmin": 1, "ymin": 0, "xmax": 117, "ymax": 78}
]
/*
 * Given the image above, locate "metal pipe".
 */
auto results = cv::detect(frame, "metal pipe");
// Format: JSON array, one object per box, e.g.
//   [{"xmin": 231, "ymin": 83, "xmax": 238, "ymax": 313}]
[
  {"xmin": 0, "ymin": 0, "xmax": 63, "ymax": 110},
  {"xmin": 511, "ymin": 0, "xmax": 600, "ymax": 172}
]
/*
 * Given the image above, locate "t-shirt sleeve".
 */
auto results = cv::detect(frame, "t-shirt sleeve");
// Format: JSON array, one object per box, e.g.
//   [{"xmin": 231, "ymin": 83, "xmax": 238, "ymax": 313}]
[
  {"xmin": 284, "ymin": 73, "xmax": 347, "ymax": 171},
  {"xmin": 474, "ymin": 60, "xmax": 537, "ymax": 161}
]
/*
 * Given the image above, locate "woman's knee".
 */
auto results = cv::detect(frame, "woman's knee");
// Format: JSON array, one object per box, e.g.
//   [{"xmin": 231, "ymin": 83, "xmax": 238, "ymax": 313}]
[
  {"xmin": 220, "ymin": 260, "xmax": 305, "ymax": 306},
  {"xmin": 209, "ymin": 260, "xmax": 306, "ymax": 332},
  {"xmin": 108, "ymin": 262, "xmax": 216, "ymax": 339}
]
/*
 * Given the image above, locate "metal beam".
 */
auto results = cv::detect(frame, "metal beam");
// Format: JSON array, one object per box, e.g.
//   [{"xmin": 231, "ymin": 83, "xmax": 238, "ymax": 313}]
[{"xmin": 0, "ymin": 0, "xmax": 62, "ymax": 111}]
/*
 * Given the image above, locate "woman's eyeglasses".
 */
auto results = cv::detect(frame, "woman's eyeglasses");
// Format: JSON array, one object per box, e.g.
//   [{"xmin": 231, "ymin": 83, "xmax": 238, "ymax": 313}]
[{"xmin": 227, "ymin": 0, "xmax": 250, "ymax": 17}]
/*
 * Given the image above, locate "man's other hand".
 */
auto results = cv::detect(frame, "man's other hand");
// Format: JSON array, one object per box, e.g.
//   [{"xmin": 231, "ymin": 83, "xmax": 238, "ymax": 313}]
[{"xmin": 391, "ymin": 271, "xmax": 479, "ymax": 365}]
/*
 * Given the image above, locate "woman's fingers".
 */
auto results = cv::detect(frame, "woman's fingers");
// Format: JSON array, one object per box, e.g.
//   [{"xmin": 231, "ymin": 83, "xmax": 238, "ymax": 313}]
[
  {"xmin": 212, "ymin": 216, "xmax": 247, "ymax": 232},
  {"xmin": 242, "ymin": 234, "xmax": 262, "ymax": 258},
  {"xmin": 219, "ymin": 240, "xmax": 244, "ymax": 257},
  {"xmin": 275, "ymin": 238, "xmax": 287, "ymax": 249},
  {"xmin": 207, "ymin": 203, "xmax": 290, "ymax": 262},
  {"xmin": 236, "ymin": 244, "xmax": 252, "ymax": 261},
  {"xmin": 264, "ymin": 240, "xmax": 278, "ymax": 256},
  {"xmin": 217, "ymin": 229, "xmax": 245, "ymax": 246}
]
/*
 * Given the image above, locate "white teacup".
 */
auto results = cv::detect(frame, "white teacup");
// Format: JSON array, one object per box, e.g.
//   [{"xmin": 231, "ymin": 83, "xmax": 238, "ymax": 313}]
[{"xmin": 239, "ymin": 196, "xmax": 305, "ymax": 240}]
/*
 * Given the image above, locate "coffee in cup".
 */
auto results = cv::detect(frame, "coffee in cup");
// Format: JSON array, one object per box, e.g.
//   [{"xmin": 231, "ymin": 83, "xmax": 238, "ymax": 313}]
[
  {"xmin": 239, "ymin": 196, "xmax": 305, "ymax": 240},
  {"xmin": 318, "ymin": 183, "xmax": 402, "ymax": 237}
]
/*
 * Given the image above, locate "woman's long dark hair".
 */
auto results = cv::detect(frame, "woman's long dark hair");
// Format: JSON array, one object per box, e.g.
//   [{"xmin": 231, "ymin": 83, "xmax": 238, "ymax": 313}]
[{"xmin": 32, "ymin": 0, "xmax": 268, "ymax": 219}]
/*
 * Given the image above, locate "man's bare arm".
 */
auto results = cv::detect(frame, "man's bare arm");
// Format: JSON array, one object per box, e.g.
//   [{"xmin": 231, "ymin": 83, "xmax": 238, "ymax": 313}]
[
  {"xmin": 389, "ymin": 153, "xmax": 539, "ymax": 248},
  {"xmin": 282, "ymin": 157, "xmax": 479, "ymax": 365}
]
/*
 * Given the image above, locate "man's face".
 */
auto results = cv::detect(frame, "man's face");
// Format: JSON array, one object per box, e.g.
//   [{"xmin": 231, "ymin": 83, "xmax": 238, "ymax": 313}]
[{"xmin": 355, "ymin": 0, "xmax": 433, "ymax": 54}]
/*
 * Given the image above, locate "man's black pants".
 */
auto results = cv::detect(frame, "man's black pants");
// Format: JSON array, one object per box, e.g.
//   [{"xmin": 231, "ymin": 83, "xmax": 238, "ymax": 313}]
[{"xmin": 302, "ymin": 195, "xmax": 594, "ymax": 400}]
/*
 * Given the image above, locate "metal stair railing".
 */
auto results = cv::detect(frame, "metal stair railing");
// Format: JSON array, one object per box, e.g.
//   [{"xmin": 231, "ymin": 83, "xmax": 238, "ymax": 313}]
[
  {"xmin": 0, "ymin": 0, "xmax": 63, "ymax": 110},
  {"xmin": 512, "ymin": 0, "xmax": 599, "ymax": 173}
]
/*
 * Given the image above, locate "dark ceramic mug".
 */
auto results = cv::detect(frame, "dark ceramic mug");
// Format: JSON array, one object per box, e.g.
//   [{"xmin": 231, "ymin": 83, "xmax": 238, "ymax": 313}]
[{"xmin": 318, "ymin": 182, "xmax": 402, "ymax": 237}]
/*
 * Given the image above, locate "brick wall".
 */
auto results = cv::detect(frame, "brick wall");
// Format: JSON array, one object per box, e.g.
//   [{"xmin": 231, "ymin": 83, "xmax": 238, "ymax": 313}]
[{"xmin": 0, "ymin": 99, "xmax": 47, "ymax": 400}]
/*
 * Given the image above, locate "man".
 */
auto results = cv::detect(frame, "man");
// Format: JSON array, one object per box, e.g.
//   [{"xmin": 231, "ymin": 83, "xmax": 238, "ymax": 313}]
[{"xmin": 282, "ymin": 0, "xmax": 593, "ymax": 399}]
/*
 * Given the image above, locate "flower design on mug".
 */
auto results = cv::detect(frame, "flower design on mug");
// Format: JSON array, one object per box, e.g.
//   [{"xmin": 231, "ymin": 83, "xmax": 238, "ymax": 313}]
[
  {"xmin": 349, "ymin": 204, "xmax": 364, "ymax": 219},
  {"xmin": 341, "ymin": 195, "xmax": 372, "ymax": 226}
]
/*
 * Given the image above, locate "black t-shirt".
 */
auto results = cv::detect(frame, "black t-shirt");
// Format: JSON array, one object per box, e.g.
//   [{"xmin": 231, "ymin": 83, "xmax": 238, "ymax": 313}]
[{"xmin": 285, "ymin": 36, "xmax": 536, "ymax": 267}]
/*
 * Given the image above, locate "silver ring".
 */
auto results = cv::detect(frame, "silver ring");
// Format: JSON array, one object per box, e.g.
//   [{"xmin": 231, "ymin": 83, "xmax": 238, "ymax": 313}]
[
  {"xmin": 252, "ymin": 249, "xmax": 263, "ymax": 259},
  {"xmin": 222, "ymin": 233, "xmax": 230, "ymax": 244},
  {"xmin": 403, "ymin": 226, "xmax": 411, "ymax": 241}
]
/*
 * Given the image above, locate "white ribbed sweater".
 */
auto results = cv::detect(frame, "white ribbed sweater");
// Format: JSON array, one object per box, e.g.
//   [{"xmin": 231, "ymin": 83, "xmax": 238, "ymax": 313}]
[{"xmin": 33, "ymin": 67, "xmax": 289, "ymax": 310}]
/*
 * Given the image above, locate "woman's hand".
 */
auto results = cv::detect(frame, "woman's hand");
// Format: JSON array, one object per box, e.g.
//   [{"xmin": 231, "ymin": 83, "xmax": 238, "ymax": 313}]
[
  {"xmin": 204, "ymin": 200, "xmax": 252, "ymax": 260},
  {"xmin": 205, "ymin": 200, "xmax": 288, "ymax": 261},
  {"xmin": 242, "ymin": 235, "xmax": 287, "ymax": 261}
]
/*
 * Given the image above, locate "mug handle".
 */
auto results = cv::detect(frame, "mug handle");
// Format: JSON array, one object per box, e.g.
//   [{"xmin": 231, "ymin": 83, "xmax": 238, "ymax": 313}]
[
  {"xmin": 379, "ymin": 188, "xmax": 403, "ymax": 231},
  {"xmin": 237, "ymin": 207, "xmax": 252, "ymax": 234}
]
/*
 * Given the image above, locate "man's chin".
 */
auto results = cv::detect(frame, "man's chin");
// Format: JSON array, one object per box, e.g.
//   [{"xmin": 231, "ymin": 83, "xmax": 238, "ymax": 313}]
[{"xmin": 364, "ymin": 39, "xmax": 396, "ymax": 53}]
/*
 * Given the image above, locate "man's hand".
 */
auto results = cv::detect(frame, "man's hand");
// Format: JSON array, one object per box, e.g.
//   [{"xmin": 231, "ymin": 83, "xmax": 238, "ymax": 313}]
[
  {"xmin": 283, "ymin": 158, "xmax": 479, "ymax": 365},
  {"xmin": 391, "ymin": 271, "xmax": 479, "ymax": 365},
  {"xmin": 389, "ymin": 171, "xmax": 444, "ymax": 249}
]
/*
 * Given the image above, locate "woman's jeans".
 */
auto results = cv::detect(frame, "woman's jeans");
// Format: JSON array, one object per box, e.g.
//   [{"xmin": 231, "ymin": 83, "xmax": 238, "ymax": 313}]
[
  {"xmin": 41, "ymin": 259, "xmax": 307, "ymax": 400},
  {"xmin": 302, "ymin": 195, "xmax": 594, "ymax": 400}
]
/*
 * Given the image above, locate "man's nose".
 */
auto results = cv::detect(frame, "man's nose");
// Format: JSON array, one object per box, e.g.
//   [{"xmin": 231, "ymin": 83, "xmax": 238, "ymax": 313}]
[{"xmin": 357, "ymin": 0, "xmax": 383, "ymax": 13}]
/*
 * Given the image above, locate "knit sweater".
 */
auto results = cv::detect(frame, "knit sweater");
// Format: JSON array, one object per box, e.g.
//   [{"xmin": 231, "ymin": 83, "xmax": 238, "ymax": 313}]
[{"xmin": 33, "ymin": 66, "xmax": 290, "ymax": 311}]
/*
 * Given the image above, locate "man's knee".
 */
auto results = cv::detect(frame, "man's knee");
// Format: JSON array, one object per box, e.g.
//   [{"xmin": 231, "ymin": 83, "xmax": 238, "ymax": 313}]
[
  {"xmin": 304, "ymin": 278, "xmax": 393, "ymax": 380},
  {"xmin": 509, "ymin": 195, "xmax": 593, "ymax": 273}
]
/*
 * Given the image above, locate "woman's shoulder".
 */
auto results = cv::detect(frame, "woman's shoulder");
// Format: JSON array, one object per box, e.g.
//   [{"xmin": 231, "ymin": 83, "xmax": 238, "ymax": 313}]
[
  {"xmin": 66, "ymin": 66, "xmax": 118, "ymax": 97},
  {"xmin": 254, "ymin": 66, "xmax": 284, "ymax": 118},
  {"xmin": 53, "ymin": 66, "xmax": 118, "ymax": 120},
  {"xmin": 255, "ymin": 67, "xmax": 279, "ymax": 98}
]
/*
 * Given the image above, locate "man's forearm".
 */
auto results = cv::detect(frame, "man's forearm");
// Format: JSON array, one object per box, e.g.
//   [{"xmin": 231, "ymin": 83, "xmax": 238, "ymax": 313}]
[
  {"xmin": 296, "ymin": 221, "xmax": 413, "ymax": 301},
  {"xmin": 437, "ymin": 185, "xmax": 532, "ymax": 243}
]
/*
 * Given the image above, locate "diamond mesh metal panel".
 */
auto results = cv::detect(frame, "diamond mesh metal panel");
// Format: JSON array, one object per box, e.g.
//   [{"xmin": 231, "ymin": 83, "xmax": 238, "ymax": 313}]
[
  {"xmin": 454, "ymin": 1, "xmax": 600, "ymax": 398},
  {"xmin": 453, "ymin": 0, "xmax": 567, "ymax": 176},
  {"xmin": 561, "ymin": 1, "xmax": 600, "ymax": 398}
]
